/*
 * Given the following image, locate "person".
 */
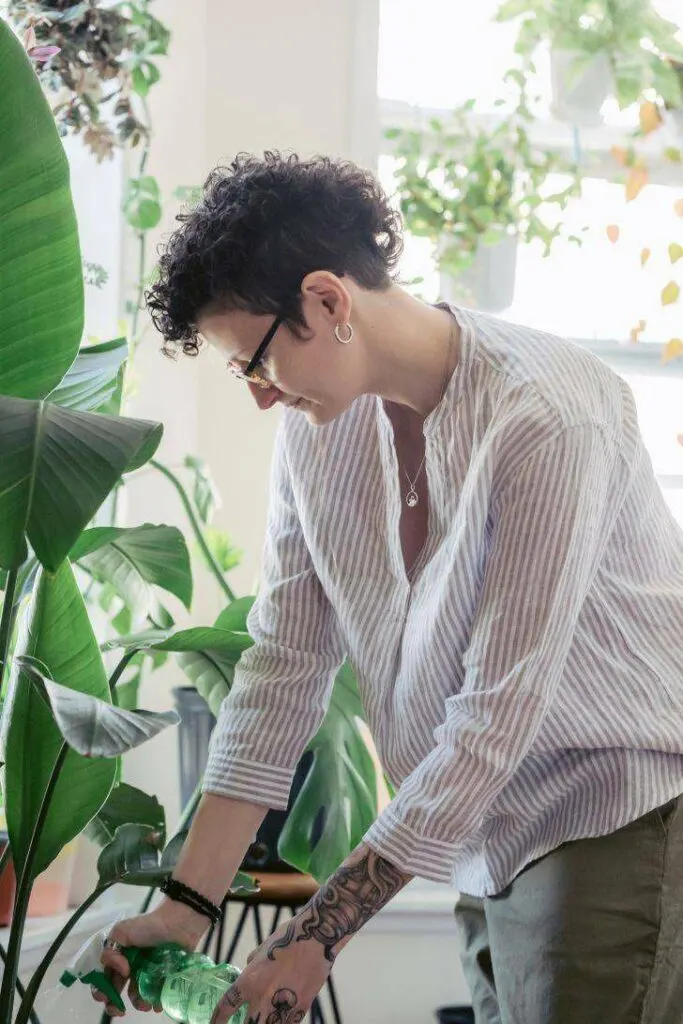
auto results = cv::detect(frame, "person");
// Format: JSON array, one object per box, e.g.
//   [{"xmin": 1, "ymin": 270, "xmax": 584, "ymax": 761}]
[{"xmin": 94, "ymin": 151, "xmax": 683, "ymax": 1024}]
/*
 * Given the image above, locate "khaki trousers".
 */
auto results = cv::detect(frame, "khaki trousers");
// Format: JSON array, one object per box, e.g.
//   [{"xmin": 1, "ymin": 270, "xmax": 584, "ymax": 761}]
[{"xmin": 454, "ymin": 797, "xmax": 683, "ymax": 1024}]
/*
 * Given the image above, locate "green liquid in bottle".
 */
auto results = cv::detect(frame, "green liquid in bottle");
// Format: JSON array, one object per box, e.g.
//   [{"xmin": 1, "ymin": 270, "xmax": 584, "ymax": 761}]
[
  {"xmin": 185, "ymin": 963, "xmax": 245, "ymax": 1024},
  {"xmin": 124, "ymin": 942, "xmax": 245, "ymax": 1023}
]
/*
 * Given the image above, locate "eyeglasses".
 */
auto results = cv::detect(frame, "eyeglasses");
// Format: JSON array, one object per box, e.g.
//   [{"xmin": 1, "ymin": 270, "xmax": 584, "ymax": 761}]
[{"xmin": 227, "ymin": 316, "xmax": 282, "ymax": 389}]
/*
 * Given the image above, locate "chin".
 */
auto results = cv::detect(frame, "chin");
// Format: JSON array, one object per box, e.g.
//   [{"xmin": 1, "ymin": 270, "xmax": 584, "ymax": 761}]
[{"xmin": 302, "ymin": 397, "xmax": 353, "ymax": 427}]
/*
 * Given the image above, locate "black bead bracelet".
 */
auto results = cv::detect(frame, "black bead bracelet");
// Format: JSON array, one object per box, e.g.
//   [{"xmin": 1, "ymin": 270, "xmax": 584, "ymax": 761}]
[{"xmin": 159, "ymin": 877, "xmax": 223, "ymax": 926}]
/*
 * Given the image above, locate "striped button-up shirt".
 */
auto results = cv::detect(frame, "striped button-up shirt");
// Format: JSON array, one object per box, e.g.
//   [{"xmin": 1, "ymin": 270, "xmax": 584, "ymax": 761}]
[{"xmin": 204, "ymin": 304, "xmax": 683, "ymax": 896}]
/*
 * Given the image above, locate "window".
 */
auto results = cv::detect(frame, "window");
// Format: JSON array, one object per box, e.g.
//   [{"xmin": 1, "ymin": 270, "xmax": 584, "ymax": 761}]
[{"xmin": 378, "ymin": 0, "xmax": 683, "ymax": 526}]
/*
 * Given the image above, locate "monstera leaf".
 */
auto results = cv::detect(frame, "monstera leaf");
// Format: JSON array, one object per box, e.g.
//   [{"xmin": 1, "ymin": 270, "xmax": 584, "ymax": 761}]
[
  {"xmin": 70, "ymin": 524, "xmax": 193, "ymax": 620},
  {"xmin": 0, "ymin": 19, "xmax": 83, "ymax": 400},
  {"xmin": 278, "ymin": 662, "xmax": 379, "ymax": 883}
]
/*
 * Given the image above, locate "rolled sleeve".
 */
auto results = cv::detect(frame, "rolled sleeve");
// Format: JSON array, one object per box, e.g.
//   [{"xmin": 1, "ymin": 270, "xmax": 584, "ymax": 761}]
[{"xmin": 364, "ymin": 424, "xmax": 625, "ymax": 882}]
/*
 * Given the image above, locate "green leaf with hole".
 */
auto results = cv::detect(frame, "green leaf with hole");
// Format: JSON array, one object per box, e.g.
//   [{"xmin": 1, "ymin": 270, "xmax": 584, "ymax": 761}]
[{"xmin": 278, "ymin": 662, "xmax": 379, "ymax": 883}]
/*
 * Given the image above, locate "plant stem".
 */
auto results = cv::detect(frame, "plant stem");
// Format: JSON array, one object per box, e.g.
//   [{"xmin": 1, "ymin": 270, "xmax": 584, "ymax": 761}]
[
  {"xmin": 0, "ymin": 942, "xmax": 41, "ymax": 1024},
  {"xmin": 108, "ymin": 649, "xmax": 140, "ymax": 697},
  {"xmin": 0, "ymin": 744, "xmax": 69, "ymax": 1022},
  {"xmin": 150, "ymin": 460, "xmax": 236, "ymax": 603},
  {"xmin": 14, "ymin": 884, "xmax": 113, "ymax": 1024},
  {"xmin": 0, "ymin": 841, "xmax": 40, "ymax": 1023},
  {"xmin": 0, "ymin": 568, "xmax": 19, "ymax": 690}
]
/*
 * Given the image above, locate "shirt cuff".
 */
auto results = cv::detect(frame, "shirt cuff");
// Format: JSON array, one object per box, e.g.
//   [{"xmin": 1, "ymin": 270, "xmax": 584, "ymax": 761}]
[
  {"xmin": 202, "ymin": 755, "xmax": 295, "ymax": 811},
  {"xmin": 363, "ymin": 804, "xmax": 460, "ymax": 885}
]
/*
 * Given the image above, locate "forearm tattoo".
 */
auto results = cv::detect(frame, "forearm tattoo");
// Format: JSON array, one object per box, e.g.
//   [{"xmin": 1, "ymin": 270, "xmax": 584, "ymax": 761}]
[{"xmin": 266, "ymin": 845, "xmax": 410, "ymax": 964}]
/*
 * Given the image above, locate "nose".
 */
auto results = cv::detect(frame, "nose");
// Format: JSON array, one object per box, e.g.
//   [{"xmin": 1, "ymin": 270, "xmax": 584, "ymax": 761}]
[{"xmin": 248, "ymin": 382, "xmax": 282, "ymax": 410}]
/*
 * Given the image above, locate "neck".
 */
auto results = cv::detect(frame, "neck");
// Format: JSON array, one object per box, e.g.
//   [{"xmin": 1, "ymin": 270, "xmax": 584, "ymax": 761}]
[{"xmin": 358, "ymin": 285, "xmax": 460, "ymax": 419}]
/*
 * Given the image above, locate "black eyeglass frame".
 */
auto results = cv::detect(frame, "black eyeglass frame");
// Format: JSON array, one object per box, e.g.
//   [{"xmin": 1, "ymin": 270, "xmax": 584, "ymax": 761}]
[{"xmin": 244, "ymin": 316, "xmax": 283, "ymax": 376}]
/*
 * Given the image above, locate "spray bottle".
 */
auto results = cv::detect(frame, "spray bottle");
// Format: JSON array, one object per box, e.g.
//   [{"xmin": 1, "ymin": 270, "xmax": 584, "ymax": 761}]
[{"xmin": 61, "ymin": 929, "xmax": 247, "ymax": 1023}]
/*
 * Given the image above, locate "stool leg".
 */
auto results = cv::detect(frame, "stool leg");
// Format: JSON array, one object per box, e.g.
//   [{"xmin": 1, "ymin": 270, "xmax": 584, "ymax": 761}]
[
  {"xmin": 270, "ymin": 906, "xmax": 283, "ymax": 933},
  {"xmin": 200, "ymin": 922, "xmax": 215, "ymax": 956},
  {"xmin": 253, "ymin": 904, "xmax": 265, "ymax": 946},
  {"xmin": 326, "ymin": 972, "xmax": 343, "ymax": 1024},
  {"xmin": 226, "ymin": 904, "xmax": 251, "ymax": 963},
  {"xmin": 310, "ymin": 996, "xmax": 326, "ymax": 1023},
  {"xmin": 213, "ymin": 901, "xmax": 228, "ymax": 962}
]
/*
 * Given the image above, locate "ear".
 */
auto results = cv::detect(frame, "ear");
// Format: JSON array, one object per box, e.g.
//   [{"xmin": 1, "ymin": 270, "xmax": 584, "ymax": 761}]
[{"xmin": 300, "ymin": 271, "xmax": 352, "ymax": 323}]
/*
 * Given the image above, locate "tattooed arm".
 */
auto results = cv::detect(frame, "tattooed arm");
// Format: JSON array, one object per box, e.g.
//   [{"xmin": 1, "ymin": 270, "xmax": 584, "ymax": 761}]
[
  {"xmin": 211, "ymin": 844, "xmax": 413, "ymax": 1022},
  {"xmin": 267, "ymin": 842, "xmax": 413, "ymax": 964}
]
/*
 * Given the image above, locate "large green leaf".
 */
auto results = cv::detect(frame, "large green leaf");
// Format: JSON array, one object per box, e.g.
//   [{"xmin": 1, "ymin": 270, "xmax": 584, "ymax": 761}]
[
  {"xmin": 105, "ymin": 626, "xmax": 254, "ymax": 716},
  {"xmin": 17, "ymin": 662, "xmax": 179, "ymax": 756},
  {"xmin": 278, "ymin": 663, "xmax": 379, "ymax": 883},
  {"xmin": 84, "ymin": 783, "xmax": 166, "ymax": 848},
  {"xmin": 70, "ymin": 524, "xmax": 193, "ymax": 619},
  {"xmin": 0, "ymin": 396, "xmax": 162, "ymax": 571},
  {"xmin": 2, "ymin": 561, "xmax": 117, "ymax": 880},
  {"xmin": 48, "ymin": 338, "xmax": 128, "ymax": 412},
  {"xmin": 0, "ymin": 20, "xmax": 83, "ymax": 399}
]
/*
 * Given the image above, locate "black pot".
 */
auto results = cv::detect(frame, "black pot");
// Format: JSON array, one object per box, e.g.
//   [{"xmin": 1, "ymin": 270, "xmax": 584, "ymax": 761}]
[
  {"xmin": 435, "ymin": 1008, "xmax": 475, "ymax": 1024},
  {"xmin": 173, "ymin": 687, "xmax": 318, "ymax": 873}
]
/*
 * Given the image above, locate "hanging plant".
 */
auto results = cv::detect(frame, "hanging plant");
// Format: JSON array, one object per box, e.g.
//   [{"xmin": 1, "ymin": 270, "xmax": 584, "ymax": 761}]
[
  {"xmin": 495, "ymin": 0, "xmax": 683, "ymax": 113},
  {"xmin": 7, "ymin": 0, "xmax": 170, "ymax": 160}
]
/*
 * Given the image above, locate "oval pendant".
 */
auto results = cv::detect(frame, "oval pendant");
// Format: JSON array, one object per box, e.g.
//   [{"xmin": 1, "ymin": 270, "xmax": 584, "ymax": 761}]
[{"xmin": 406, "ymin": 489, "xmax": 419, "ymax": 508}]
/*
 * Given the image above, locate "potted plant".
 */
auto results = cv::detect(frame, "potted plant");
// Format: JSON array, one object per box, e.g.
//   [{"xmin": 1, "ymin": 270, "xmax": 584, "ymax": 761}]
[
  {"xmin": 495, "ymin": 0, "xmax": 683, "ymax": 125},
  {"xmin": 386, "ymin": 71, "xmax": 581, "ymax": 312}
]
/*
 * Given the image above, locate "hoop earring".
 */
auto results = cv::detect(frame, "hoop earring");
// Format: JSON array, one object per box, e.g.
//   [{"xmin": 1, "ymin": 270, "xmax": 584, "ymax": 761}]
[{"xmin": 334, "ymin": 322, "xmax": 354, "ymax": 344}]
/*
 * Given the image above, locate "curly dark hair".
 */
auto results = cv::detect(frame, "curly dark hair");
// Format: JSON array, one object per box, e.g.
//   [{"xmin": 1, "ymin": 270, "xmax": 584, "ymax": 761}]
[{"xmin": 146, "ymin": 151, "xmax": 404, "ymax": 356}]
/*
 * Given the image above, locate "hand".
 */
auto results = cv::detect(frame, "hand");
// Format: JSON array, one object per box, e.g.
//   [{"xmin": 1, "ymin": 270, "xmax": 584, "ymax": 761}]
[
  {"xmin": 92, "ymin": 901, "xmax": 207, "ymax": 1017},
  {"xmin": 211, "ymin": 912, "xmax": 333, "ymax": 1023}
]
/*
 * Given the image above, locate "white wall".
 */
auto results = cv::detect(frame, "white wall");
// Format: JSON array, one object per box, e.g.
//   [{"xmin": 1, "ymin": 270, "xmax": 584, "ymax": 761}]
[{"xmin": 66, "ymin": 2, "xmax": 471, "ymax": 1020}]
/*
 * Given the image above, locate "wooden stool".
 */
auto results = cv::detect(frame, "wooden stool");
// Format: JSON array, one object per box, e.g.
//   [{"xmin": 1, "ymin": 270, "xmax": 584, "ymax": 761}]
[{"xmin": 201, "ymin": 872, "xmax": 343, "ymax": 1024}]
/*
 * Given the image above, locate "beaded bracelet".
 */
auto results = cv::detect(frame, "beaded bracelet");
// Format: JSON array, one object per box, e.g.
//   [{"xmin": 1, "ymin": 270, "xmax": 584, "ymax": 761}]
[{"xmin": 159, "ymin": 877, "xmax": 223, "ymax": 926}]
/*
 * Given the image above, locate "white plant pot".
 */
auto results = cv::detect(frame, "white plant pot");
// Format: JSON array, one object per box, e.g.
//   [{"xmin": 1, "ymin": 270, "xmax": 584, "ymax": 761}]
[
  {"xmin": 550, "ymin": 48, "xmax": 612, "ymax": 127},
  {"xmin": 438, "ymin": 235, "xmax": 518, "ymax": 314}
]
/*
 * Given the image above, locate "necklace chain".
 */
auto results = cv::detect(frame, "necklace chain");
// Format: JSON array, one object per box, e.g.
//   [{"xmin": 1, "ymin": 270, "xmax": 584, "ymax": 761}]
[{"xmin": 402, "ymin": 319, "xmax": 455, "ymax": 508}]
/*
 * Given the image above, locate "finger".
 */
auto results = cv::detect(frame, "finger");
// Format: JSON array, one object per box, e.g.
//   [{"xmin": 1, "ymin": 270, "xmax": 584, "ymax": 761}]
[
  {"xmin": 129, "ymin": 977, "xmax": 154, "ymax": 1013},
  {"xmin": 210, "ymin": 980, "xmax": 248, "ymax": 1024},
  {"xmin": 101, "ymin": 947, "xmax": 131, "ymax": 980}
]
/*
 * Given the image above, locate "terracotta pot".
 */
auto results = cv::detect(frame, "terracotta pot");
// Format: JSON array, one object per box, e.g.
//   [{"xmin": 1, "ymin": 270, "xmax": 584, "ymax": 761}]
[{"xmin": 0, "ymin": 831, "xmax": 16, "ymax": 927}]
